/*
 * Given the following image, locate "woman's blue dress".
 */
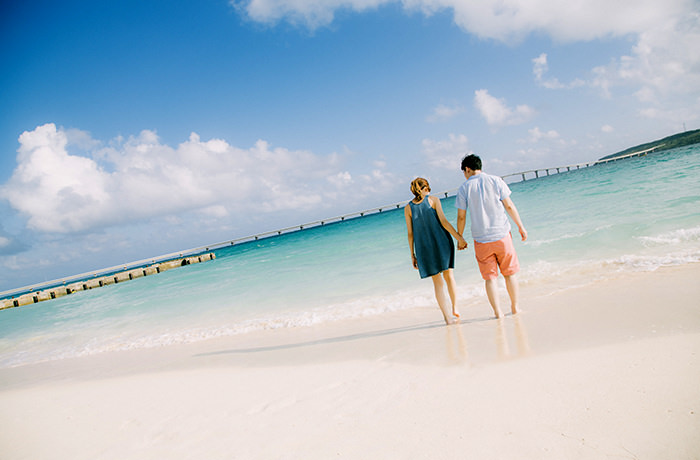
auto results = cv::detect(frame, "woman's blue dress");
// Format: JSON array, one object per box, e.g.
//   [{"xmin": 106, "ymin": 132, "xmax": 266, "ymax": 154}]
[{"xmin": 410, "ymin": 198, "xmax": 455, "ymax": 279}]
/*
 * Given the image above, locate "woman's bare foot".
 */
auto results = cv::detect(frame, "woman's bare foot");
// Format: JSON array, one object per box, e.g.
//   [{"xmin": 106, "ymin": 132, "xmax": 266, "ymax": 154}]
[{"xmin": 444, "ymin": 315, "xmax": 458, "ymax": 325}]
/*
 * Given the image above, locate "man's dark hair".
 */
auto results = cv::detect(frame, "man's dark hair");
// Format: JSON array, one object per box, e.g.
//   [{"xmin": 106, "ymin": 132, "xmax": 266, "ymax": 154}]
[{"xmin": 461, "ymin": 154, "xmax": 482, "ymax": 171}]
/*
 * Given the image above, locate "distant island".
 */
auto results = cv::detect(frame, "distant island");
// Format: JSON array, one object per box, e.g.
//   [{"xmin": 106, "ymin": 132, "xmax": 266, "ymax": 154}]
[{"xmin": 599, "ymin": 128, "xmax": 700, "ymax": 161}]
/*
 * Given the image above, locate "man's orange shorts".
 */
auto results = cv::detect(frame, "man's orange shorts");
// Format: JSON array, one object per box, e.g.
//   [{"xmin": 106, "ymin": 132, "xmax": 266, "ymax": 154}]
[{"xmin": 473, "ymin": 233, "xmax": 520, "ymax": 280}]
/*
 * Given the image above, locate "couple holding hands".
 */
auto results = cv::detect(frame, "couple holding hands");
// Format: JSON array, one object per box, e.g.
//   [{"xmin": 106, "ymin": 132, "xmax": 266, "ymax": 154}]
[{"xmin": 404, "ymin": 154, "xmax": 528, "ymax": 324}]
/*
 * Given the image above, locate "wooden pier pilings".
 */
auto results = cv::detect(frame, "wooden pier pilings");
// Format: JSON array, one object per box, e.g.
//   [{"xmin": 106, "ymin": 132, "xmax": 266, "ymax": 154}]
[{"xmin": 0, "ymin": 253, "xmax": 216, "ymax": 311}]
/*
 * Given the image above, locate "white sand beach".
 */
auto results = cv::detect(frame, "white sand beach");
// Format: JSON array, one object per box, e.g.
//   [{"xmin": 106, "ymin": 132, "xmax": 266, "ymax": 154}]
[{"xmin": 1, "ymin": 264, "xmax": 699, "ymax": 459}]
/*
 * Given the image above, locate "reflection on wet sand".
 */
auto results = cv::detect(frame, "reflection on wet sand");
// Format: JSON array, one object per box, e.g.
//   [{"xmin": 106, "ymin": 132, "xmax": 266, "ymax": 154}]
[
  {"xmin": 495, "ymin": 315, "xmax": 531, "ymax": 361},
  {"xmin": 444, "ymin": 314, "xmax": 531, "ymax": 366},
  {"xmin": 445, "ymin": 323, "xmax": 468, "ymax": 364}
]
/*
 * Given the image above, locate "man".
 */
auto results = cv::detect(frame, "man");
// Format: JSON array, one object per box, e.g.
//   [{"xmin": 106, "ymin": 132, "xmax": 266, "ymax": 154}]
[{"xmin": 456, "ymin": 154, "xmax": 527, "ymax": 318}]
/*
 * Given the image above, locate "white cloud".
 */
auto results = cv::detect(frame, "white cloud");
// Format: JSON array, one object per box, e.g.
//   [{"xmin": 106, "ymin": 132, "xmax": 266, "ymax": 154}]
[
  {"xmin": 601, "ymin": 125, "xmax": 614, "ymax": 133},
  {"xmin": 473, "ymin": 89, "xmax": 535, "ymax": 127},
  {"xmin": 199, "ymin": 205, "xmax": 229, "ymax": 218},
  {"xmin": 234, "ymin": 0, "xmax": 700, "ymax": 121},
  {"xmin": 525, "ymin": 127, "xmax": 560, "ymax": 143},
  {"xmin": 532, "ymin": 53, "xmax": 585, "ymax": 89},
  {"xmin": 0, "ymin": 224, "xmax": 26, "ymax": 256},
  {"xmin": 589, "ymin": 10, "xmax": 700, "ymax": 119},
  {"xmin": 513, "ymin": 127, "xmax": 576, "ymax": 166},
  {"xmin": 443, "ymin": 0, "xmax": 686, "ymax": 43},
  {"xmin": 328, "ymin": 171, "xmax": 353, "ymax": 187},
  {"xmin": 421, "ymin": 133, "xmax": 470, "ymax": 169},
  {"xmin": 2, "ymin": 124, "xmax": 111, "ymax": 233},
  {"xmin": 233, "ymin": 0, "xmax": 387, "ymax": 28},
  {"xmin": 0, "ymin": 124, "xmax": 396, "ymax": 235},
  {"xmin": 234, "ymin": 0, "xmax": 687, "ymax": 42},
  {"xmin": 355, "ymin": 168, "xmax": 398, "ymax": 195},
  {"xmin": 426, "ymin": 103, "xmax": 465, "ymax": 123}
]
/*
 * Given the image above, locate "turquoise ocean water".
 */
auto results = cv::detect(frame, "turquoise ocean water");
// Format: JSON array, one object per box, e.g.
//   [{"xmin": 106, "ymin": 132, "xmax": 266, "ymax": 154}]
[{"xmin": 1, "ymin": 146, "xmax": 699, "ymax": 368}]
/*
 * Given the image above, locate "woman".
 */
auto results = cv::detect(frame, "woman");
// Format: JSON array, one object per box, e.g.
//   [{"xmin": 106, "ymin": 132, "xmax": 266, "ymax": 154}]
[{"xmin": 404, "ymin": 178, "xmax": 467, "ymax": 325}]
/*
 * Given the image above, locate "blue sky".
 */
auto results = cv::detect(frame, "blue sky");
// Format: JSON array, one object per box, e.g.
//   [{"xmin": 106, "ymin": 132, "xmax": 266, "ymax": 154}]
[{"xmin": 1, "ymin": 0, "xmax": 699, "ymax": 291}]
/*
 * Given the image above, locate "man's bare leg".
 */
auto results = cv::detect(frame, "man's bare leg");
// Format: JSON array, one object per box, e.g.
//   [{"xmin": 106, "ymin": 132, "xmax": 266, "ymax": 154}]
[
  {"xmin": 484, "ymin": 278, "xmax": 503, "ymax": 319},
  {"xmin": 505, "ymin": 274, "xmax": 520, "ymax": 314}
]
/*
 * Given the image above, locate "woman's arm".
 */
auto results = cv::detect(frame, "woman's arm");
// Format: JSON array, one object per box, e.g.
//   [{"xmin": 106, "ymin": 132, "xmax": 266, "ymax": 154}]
[
  {"xmin": 431, "ymin": 197, "xmax": 468, "ymax": 250},
  {"xmin": 404, "ymin": 205, "xmax": 418, "ymax": 268}
]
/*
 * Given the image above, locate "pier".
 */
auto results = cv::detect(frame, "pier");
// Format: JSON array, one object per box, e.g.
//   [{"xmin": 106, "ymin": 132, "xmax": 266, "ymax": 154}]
[
  {"xmin": 502, "ymin": 144, "xmax": 664, "ymax": 183},
  {"xmin": 501, "ymin": 162, "xmax": 596, "ymax": 182},
  {"xmin": 594, "ymin": 145, "xmax": 663, "ymax": 164}
]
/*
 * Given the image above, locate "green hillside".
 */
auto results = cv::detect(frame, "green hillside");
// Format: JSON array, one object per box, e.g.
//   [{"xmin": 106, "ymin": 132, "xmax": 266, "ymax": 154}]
[{"xmin": 599, "ymin": 129, "xmax": 700, "ymax": 161}]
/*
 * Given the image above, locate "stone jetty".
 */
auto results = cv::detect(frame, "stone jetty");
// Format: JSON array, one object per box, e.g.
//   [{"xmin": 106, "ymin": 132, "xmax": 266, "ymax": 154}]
[{"xmin": 0, "ymin": 253, "xmax": 216, "ymax": 311}]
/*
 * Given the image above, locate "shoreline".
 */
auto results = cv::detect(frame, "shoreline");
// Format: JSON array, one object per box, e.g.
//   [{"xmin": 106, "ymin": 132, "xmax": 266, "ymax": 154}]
[
  {"xmin": 1, "ymin": 263, "xmax": 699, "ymax": 459},
  {"xmin": 3, "ymin": 263, "xmax": 698, "ymax": 382}
]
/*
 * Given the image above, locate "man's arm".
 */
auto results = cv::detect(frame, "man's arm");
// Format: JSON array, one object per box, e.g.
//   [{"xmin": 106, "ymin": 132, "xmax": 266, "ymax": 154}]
[
  {"xmin": 501, "ymin": 197, "xmax": 527, "ymax": 241},
  {"xmin": 457, "ymin": 209, "xmax": 467, "ymax": 238}
]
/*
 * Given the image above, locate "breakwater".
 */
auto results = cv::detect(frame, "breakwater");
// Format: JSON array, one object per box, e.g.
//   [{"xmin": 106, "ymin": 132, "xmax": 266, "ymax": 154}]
[{"xmin": 0, "ymin": 253, "xmax": 216, "ymax": 311}]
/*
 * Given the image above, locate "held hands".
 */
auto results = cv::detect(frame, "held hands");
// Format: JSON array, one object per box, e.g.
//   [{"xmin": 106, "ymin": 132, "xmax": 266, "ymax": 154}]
[{"xmin": 457, "ymin": 236, "xmax": 468, "ymax": 250}]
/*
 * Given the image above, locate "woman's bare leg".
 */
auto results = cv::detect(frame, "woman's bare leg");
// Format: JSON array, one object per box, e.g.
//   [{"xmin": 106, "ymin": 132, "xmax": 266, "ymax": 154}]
[
  {"xmin": 431, "ymin": 274, "xmax": 456, "ymax": 324},
  {"xmin": 442, "ymin": 269, "xmax": 459, "ymax": 318}
]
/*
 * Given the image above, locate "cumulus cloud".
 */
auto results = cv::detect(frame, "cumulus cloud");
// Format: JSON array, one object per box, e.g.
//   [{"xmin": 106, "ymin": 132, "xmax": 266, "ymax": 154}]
[
  {"xmin": 513, "ymin": 127, "xmax": 575, "ymax": 165},
  {"xmin": 0, "ymin": 225, "xmax": 27, "ymax": 256},
  {"xmin": 426, "ymin": 103, "xmax": 465, "ymax": 123},
  {"xmin": 232, "ymin": 0, "xmax": 387, "ymax": 29},
  {"xmin": 0, "ymin": 124, "xmax": 394, "ymax": 234},
  {"xmin": 532, "ymin": 53, "xmax": 585, "ymax": 89},
  {"xmin": 328, "ymin": 171, "xmax": 353, "ymax": 188},
  {"xmin": 525, "ymin": 127, "xmax": 560, "ymax": 143},
  {"xmin": 590, "ymin": 10, "xmax": 700, "ymax": 117},
  {"xmin": 527, "ymin": 8, "xmax": 700, "ymax": 120},
  {"xmin": 2, "ymin": 124, "xmax": 111, "ymax": 233},
  {"xmin": 473, "ymin": 89, "xmax": 535, "ymax": 127},
  {"xmin": 234, "ymin": 0, "xmax": 687, "ymax": 41},
  {"xmin": 233, "ymin": 0, "xmax": 700, "ymax": 121},
  {"xmin": 421, "ymin": 133, "xmax": 470, "ymax": 169},
  {"xmin": 443, "ymin": 0, "xmax": 686, "ymax": 43}
]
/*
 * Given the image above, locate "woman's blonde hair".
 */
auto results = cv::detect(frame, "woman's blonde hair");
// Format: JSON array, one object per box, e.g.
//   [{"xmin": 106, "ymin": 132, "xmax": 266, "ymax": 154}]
[{"xmin": 410, "ymin": 177, "xmax": 430, "ymax": 199}]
